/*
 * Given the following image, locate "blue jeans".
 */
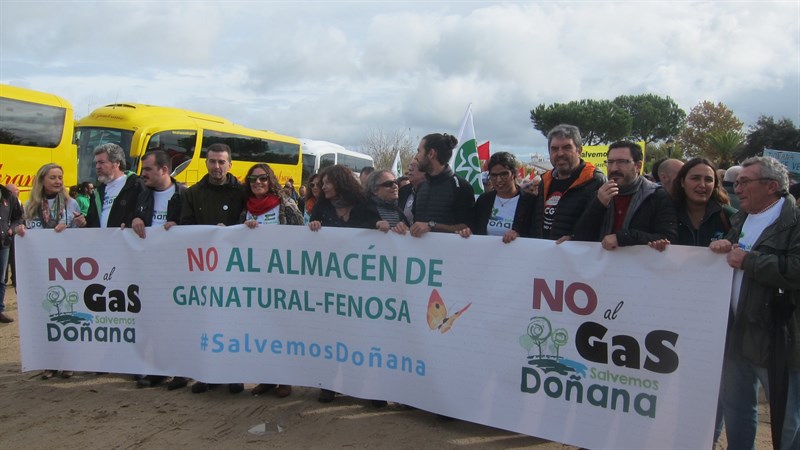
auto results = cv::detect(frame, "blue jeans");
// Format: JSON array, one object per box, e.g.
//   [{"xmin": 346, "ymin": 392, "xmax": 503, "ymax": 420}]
[
  {"xmin": 0, "ymin": 246, "xmax": 8, "ymax": 312},
  {"xmin": 721, "ymin": 355, "xmax": 800, "ymax": 450}
]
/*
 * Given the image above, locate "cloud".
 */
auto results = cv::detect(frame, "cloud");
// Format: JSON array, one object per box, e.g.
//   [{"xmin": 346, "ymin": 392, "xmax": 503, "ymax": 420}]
[{"xmin": 2, "ymin": 1, "xmax": 798, "ymax": 158}]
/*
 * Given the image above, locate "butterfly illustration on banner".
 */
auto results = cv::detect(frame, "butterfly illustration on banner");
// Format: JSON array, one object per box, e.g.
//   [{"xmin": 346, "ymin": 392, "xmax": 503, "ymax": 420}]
[{"xmin": 426, "ymin": 289, "xmax": 472, "ymax": 334}]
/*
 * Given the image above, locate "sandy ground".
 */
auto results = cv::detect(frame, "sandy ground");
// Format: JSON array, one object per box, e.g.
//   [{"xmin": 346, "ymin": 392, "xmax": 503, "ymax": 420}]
[{"xmin": 0, "ymin": 288, "xmax": 774, "ymax": 449}]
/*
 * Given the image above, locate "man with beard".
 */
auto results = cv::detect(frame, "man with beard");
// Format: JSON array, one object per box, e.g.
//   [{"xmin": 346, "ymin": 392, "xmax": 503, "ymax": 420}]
[
  {"xmin": 129, "ymin": 150, "xmax": 189, "ymax": 390},
  {"xmin": 86, "ymin": 143, "xmax": 144, "ymax": 228},
  {"xmin": 131, "ymin": 150, "xmax": 186, "ymax": 239},
  {"xmin": 529, "ymin": 124, "xmax": 605, "ymax": 242},
  {"xmin": 179, "ymin": 143, "xmax": 245, "ymax": 395},
  {"xmin": 409, "ymin": 133, "xmax": 474, "ymax": 237},
  {"xmin": 574, "ymin": 141, "xmax": 677, "ymax": 249}
]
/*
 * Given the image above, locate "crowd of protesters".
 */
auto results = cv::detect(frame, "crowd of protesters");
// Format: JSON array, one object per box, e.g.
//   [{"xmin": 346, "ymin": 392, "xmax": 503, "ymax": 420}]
[{"xmin": 2, "ymin": 124, "xmax": 798, "ymax": 450}]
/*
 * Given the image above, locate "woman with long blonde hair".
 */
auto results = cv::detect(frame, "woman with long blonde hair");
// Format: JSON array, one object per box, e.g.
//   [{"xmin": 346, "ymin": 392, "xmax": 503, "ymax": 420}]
[{"xmin": 16, "ymin": 163, "xmax": 86, "ymax": 379}]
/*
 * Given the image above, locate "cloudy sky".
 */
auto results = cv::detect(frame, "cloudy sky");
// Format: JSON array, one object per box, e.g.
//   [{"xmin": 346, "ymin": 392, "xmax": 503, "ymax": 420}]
[{"xmin": 2, "ymin": 1, "xmax": 798, "ymax": 158}]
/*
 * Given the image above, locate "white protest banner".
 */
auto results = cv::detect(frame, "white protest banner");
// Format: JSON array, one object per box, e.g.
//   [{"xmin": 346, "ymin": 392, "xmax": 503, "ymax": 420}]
[{"xmin": 16, "ymin": 226, "xmax": 731, "ymax": 449}]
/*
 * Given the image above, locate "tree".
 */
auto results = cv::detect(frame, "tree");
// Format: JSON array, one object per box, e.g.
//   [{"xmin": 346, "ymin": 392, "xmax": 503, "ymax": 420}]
[
  {"xmin": 359, "ymin": 129, "xmax": 417, "ymax": 172},
  {"xmin": 740, "ymin": 115, "xmax": 800, "ymax": 160},
  {"xmin": 678, "ymin": 101, "xmax": 743, "ymax": 159},
  {"xmin": 613, "ymin": 94, "xmax": 686, "ymax": 144},
  {"xmin": 530, "ymin": 99, "xmax": 632, "ymax": 145},
  {"xmin": 706, "ymin": 130, "xmax": 745, "ymax": 169}
]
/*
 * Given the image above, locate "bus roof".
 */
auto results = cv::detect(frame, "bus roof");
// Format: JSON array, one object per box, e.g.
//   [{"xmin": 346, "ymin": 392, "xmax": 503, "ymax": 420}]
[
  {"xmin": 78, "ymin": 103, "xmax": 299, "ymax": 143},
  {"xmin": 0, "ymin": 84, "xmax": 73, "ymax": 109},
  {"xmin": 300, "ymin": 138, "xmax": 372, "ymax": 160}
]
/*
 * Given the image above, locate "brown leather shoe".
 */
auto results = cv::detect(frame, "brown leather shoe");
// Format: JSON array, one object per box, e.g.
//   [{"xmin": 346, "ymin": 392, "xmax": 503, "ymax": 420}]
[
  {"xmin": 0, "ymin": 312, "xmax": 14, "ymax": 323},
  {"xmin": 275, "ymin": 385, "xmax": 292, "ymax": 398}
]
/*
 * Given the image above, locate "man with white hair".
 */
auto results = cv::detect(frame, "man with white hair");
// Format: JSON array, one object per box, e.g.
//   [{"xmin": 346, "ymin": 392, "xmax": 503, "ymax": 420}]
[
  {"xmin": 86, "ymin": 143, "xmax": 144, "ymax": 228},
  {"xmin": 710, "ymin": 156, "xmax": 799, "ymax": 450},
  {"xmin": 723, "ymin": 165, "xmax": 742, "ymax": 209}
]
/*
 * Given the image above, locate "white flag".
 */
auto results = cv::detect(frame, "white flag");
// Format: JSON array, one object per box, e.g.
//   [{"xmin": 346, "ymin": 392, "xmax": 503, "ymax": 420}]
[
  {"xmin": 450, "ymin": 104, "xmax": 484, "ymax": 194},
  {"xmin": 392, "ymin": 149, "xmax": 402, "ymax": 177}
]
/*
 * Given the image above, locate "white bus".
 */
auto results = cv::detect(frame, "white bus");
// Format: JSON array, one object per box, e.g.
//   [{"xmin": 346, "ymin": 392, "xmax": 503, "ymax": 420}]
[{"xmin": 300, "ymin": 139, "xmax": 374, "ymax": 185}]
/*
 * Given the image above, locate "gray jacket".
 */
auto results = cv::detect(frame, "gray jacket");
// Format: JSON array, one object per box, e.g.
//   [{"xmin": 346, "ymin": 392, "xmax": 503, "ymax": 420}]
[{"xmin": 725, "ymin": 195, "xmax": 800, "ymax": 369}]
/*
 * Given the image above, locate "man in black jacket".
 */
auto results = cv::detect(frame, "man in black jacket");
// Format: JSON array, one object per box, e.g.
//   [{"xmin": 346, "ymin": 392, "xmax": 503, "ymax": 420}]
[
  {"xmin": 129, "ymin": 150, "xmax": 187, "ymax": 389},
  {"xmin": 529, "ymin": 124, "xmax": 605, "ymax": 242},
  {"xmin": 178, "ymin": 143, "xmax": 245, "ymax": 395},
  {"xmin": 410, "ymin": 133, "xmax": 474, "ymax": 237},
  {"xmin": 180, "ymin": 143, "xmax": 244, "ymax": 227},
  {"xmin": 86, "ymin": 143, "xmax": 144, "ymax": 229},
  {"xmin": 131, "ymin": 150, "xmax": 186, "ymax": 239},
  {"xmin": 573, "ymin": 141, "xmax": 677, "ymax": 249}
]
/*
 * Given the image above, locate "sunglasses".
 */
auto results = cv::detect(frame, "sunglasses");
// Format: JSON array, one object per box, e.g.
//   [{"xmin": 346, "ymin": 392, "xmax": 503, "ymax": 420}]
[
  {"xmin": 378, "ymin": 180, "xmax": 399, "ymax": 188},
  {"xmin": 247, "ymin": 174, "xmax": 270, "ymax": 183},
  {"xmin": 309, "ymin": 182, "xmax": 320, "ymax": 188}
]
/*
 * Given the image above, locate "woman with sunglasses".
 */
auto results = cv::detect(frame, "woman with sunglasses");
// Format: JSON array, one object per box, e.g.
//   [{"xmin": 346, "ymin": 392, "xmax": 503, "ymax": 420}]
[
  {"xmin": 242, "ymin": 164, "xmax": 303, "ymax": 229},
  {"xmin": 364, "ymin": 169, "xmax": 410, "ymax": 233},
  {"xmin": 241, "ymin": 163, "xmax": 303, "ymax": 398},
  {"xmin": 303, "ymin": 173, "xmax": 321, "ymax": 223},
  {"xmin": 458, "ymin": 152, "xmax": 535, "ymax": 243}
]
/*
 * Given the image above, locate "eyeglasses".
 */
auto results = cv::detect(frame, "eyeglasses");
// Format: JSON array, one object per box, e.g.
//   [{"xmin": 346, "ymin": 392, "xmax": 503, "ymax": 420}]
[
  {"xmin": 605, "ymin": 159, "xmax": 633, "ymax": 166},
  {"xmin": 489, "ymin": 171, "xmax": 512, "ymax": 180},
  {"xmin": 247, "ymin": 174, "xmax": 270, "ymax": 183},
  {"xmin": 309, "ymin": 182, "xmax": 319, "ymax": 188},
  {"xmin": 378, "ymin": 180, "xmax": 399, "ymax": 188},
  {"xmin": 734, "ymin": 177, "xmax": 774, "ymax": 188}
]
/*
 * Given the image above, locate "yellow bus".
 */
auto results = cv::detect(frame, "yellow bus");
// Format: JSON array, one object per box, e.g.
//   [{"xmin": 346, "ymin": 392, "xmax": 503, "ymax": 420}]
[
  {"xmin": 75, "ymin": 103, "xmax": 302, "ymax": 187},
  {"xmin": 0, "ymin": 84, "xmax": 78, "ymax": 201}
]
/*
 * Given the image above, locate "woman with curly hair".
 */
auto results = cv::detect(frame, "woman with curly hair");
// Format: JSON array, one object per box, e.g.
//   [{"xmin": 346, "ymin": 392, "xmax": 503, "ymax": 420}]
[
  {"xmin": 307, "ymin": 165, "xmax": 385, "ymax": 406},
  {"xmin": 16, "ymin": 163, "xmax": 87, "ymax": 379},
  {"xmin": 308, "ymin": 164, "xmax": 381, "ymax": 231},
  {"xmin": 241, "ymin": 163, "xmax": 303, "ymax": 398},
  {"xmin": 241, "ymin": 163, "xmax": 303, "ymax": 228}
]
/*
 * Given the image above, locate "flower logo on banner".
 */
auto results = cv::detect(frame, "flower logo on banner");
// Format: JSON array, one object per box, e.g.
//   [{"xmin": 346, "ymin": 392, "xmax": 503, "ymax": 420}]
[
  {"xmin": 42, "ymin": 285, "xmax": 91, "ymax": 325},
  {"xmin": 519, "ymin": 316, "xmax": 586, "ymax": 377}
]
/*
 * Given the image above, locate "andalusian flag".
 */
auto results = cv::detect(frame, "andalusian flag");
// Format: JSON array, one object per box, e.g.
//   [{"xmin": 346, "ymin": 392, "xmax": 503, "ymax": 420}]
[
  {"xmin": 450, "ymin": 104, "xmax": 484, "ymax": 194},
  {"xmin": 391, "ymin": 149, "xmax": 403, "ymax": 177}
]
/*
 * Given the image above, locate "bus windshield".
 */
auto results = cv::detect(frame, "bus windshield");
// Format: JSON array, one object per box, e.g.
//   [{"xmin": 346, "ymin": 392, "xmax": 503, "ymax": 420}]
[{"xmin": 76, "ymin": 127, "xmax": 134, "ymax": 183}]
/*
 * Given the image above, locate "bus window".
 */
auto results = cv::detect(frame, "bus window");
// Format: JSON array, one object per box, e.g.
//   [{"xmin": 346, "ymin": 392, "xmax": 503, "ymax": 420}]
[
  {"xmin": 75, "ymin": 127, "xmax": 134, "ymax": 183},
  {"xmin": 301, "ymin": 153, "xmax": 316, "ymax": 185},
  {"xmin": 201, "ymin": 130, "xmax": 300, "ymax": 165},
  {"xmin": 0, "ymin": 97, "xmax": 65, "ymax": 148},
  {"xmin": 320, "ymin": 153, "xmax": 336, "ymax": 170},
  {"xmin": 146, "ymin": 130, "xmax": 197, "ymax": 174},
  {"xmin": 339, "ymin": 153, "xmax": 373, "ymax": 173}
]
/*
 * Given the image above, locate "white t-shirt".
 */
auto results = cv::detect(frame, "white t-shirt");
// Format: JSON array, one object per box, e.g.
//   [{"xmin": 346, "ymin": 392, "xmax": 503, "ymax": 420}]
[
  {"xmin": 100, "ymin": 175, "xmax": 127, "ymax": 228},
  {"xmin": 151, "ymin": 185, "xmax": 175, "ymax": 226},
  {"xmin": 246, "ymin": 204, "xmax": 280, "ymax": 226},
  {"xmin": 730, "ymin": 197, "xmax": 785, "ymax": 315},
  {"xmin": 26, "ymin": 197, "xmax": 81, "ymax": 229},
  {"xmin": 487, "ymin": 195, "xmax": 519, "ymax": 236}
]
